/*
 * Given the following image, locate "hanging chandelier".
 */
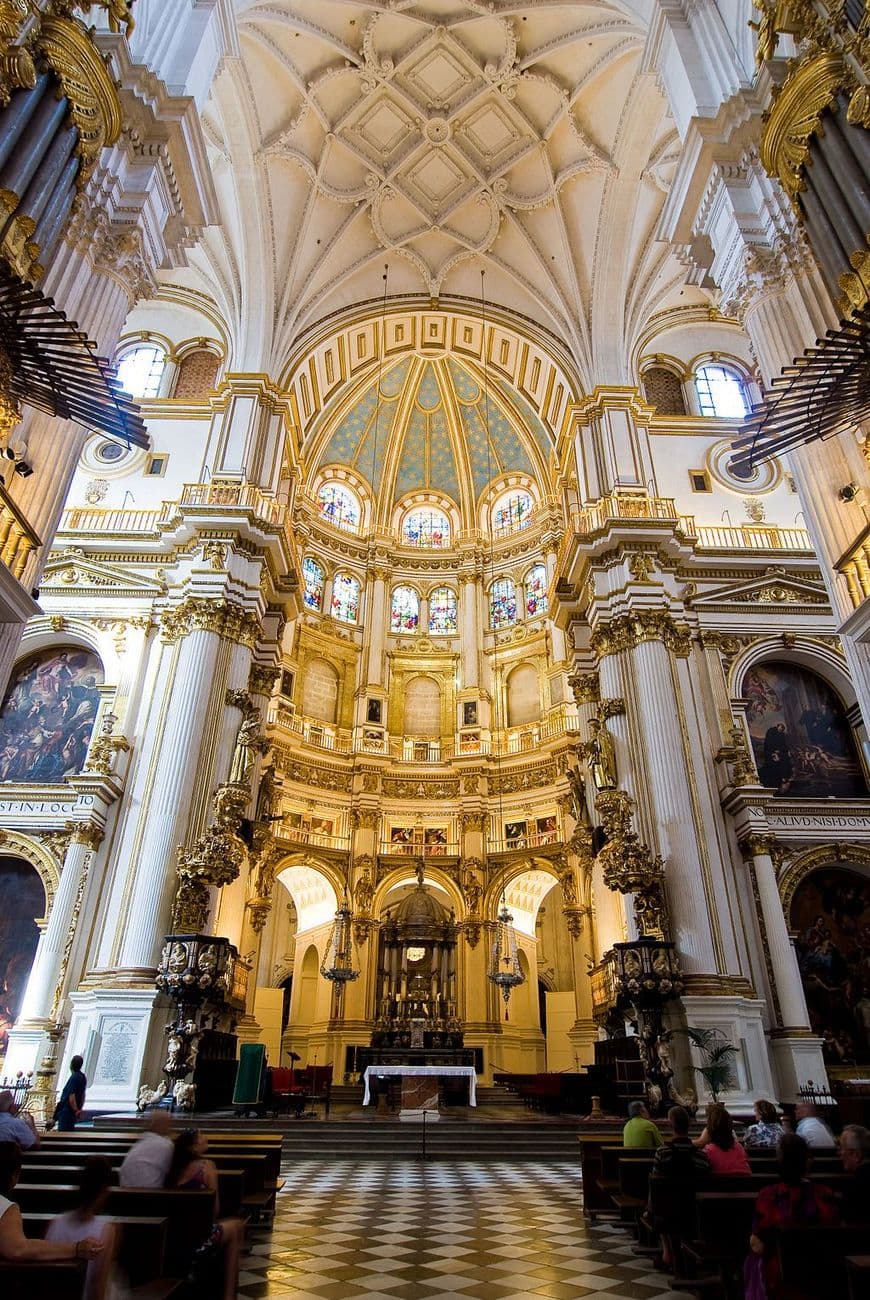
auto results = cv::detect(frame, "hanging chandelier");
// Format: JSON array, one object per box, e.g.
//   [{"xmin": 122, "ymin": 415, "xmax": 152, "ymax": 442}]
[
  {"xmin": 488, "ymin": 902, "xmax": 524, "ymax": 1007},
  {"xmin": 478, "ymin": 269, "xmax": 525, "ymax": 1014},
  {"xmin": 320, "ymin": 897, "xmax": 360, "ymax": 984}
]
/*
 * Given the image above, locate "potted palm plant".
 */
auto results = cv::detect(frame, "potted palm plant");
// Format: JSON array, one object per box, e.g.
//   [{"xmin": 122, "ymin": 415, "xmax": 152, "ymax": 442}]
[{"xmin": 683, "ymin": 1026, "xmax": 739, "ymax": 1101}]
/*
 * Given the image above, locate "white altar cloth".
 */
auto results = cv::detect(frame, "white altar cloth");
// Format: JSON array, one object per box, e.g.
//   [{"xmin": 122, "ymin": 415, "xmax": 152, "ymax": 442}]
[{"xmin": 362, "ymin": 1064, "xmax": 477, "ymax": 1106}]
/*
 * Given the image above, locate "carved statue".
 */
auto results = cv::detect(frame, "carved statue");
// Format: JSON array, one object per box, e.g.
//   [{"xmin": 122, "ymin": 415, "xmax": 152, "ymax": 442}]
[
  {"xmin": 228, "ymin": 716, "xmax": 260, "ymax": 786},
  {"xmin": 136, "ymin": 1080, "xmax": 167, "ymax": 1111},
  {"xmin": 78, "ymin": 0, "xmax": 136, "ymax": 38},
  {"xmin": 174, "ymin": 1081, "xmax": 196, "ymax": 1110},
  {"xmin": 748, "ymin": 1, "xmax": 781, "ymax": 67},
  {"xmin": 567, "ymin": 765, "xmax": 587, "ymax": 823},
  {"xmin": 584, "ymin": 715, "xmax": 618, "ymax": 791},
  {"xmin": 255, "ymin": 764, "xmax": 280, "ymax": 822}
]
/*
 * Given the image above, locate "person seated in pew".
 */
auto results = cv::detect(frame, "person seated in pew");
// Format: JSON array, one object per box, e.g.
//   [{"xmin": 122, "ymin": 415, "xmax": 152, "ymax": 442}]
[
  {"xmin": 118, "ymin": 1108, "xmax": 174, "ymax": 1187},
  {"xmin": 839, "ymin": 1123, "xmax": 870, "ymax": 1222},
  {"xmin": 167, "ymin": 1128, "xmax": 242, "ymax": 1300},
  {"xmin": 648, "ymin": 1107, "xmax": 710, "ymax": 1269},
  {"xmin": 0, "ymin": 1091, "xmax": 38, "ymax": 1150},
  {"xmin": 745, "ymin": 1133, "xmax": 839, "ymax": 1300},
  {"xmin": 694, "ymin": 1102, "xmax": 751, "ymax": 1174},
  {"xmin": 623, "ymin": 1100, "xmax": 663, "ymax": 1149},
  {"xmin": 45, "ymin": 1156, "xmax": 118, "ymax": 1300},
  {"xmin": 794, "ymin": 1101, "xmax": 836, "ymax": 1149},
  {"xmin": 743, "ymin": 1098, "xmax": 785, "ymax": 1150},
  {"xmin": 0, "ymin": 1140, "xmax": 104, "ymax": 1267}
]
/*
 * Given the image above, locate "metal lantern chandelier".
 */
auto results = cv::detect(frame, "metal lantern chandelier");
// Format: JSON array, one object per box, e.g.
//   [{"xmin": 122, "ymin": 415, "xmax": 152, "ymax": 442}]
[
  {"xmin": 320, "ymin": 896, "xmax": 360, "ymax": 985},
  {"xmin": 488, "ymin": 903, "xmax": 524, "ymax": 1007}
]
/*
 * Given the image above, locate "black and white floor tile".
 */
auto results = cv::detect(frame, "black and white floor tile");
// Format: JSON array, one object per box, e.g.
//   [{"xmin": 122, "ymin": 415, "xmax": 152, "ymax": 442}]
[{"xmin": 240, "ymin": 1161, "xmax": 685, "ymax": 1300}]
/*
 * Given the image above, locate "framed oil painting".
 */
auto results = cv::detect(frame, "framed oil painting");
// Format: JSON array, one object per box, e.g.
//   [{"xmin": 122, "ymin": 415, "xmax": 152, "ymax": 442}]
[
  {"xmin": 741, "ymin": 661, "xmax": 867, "ymax": 798},
  {"xmin": 0, "ymin": 647, "xmax": 104, "ymax": 784},
  {"xmin": 793, "ymin": 867, "xmax": 870, "ymax": 1066},
  {"xmin": 0, "ymin": 858, "xmax": 45, "ymax": 1058}
]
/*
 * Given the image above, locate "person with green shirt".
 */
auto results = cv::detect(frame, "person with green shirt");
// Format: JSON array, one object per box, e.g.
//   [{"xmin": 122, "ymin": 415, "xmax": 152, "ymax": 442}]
[{"xmin": 623, "ymin": 1099, "xmax": 664, "ymax": 1148}]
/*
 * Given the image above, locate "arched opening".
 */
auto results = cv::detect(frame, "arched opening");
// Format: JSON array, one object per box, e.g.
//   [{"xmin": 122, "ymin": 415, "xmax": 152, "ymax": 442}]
[
  {"xmin": 791, "ymin": 865, "xmax": 870, "ymax": 1072},
  {"xmin": 506, "ymin": 663, "xmax": 541, "ymax": 728},
  {"xmin": 294, "ymin": 945, "xmax": 321, "ymax": 1034},
  {"xmin": 0, "ymin": 647, "xmax": 104, "ymax": 783},
  {"xmin": 301, "ymin": 657, "xmax": 340, "ymax": 724},
  {"xmin": 172, "ymin": 347, "xmax": 221, "ymax": 399},
  {"xmin": 0, "ymin": 856, "xmax": 46, "ymax": 1058},
  {"xmin": 403, "ymin": 675, "xmax": 441, "ymax": 736},
  {"xmin": 741, "ymin": 660, "xmax": 868, "ymax": 797}
]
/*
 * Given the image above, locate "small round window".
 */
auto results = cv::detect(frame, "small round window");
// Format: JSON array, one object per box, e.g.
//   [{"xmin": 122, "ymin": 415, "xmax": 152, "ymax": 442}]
[{"xmin": 94, "ymin": 441, "xmax": 126, "ymax": 464}]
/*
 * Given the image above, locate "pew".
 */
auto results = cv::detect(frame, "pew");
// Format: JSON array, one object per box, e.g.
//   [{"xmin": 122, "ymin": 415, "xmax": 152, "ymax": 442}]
[
  {"xmin": 23, "ymin": 1212, "xmax": 169, "ymax": 1289},
  {"xmin": 778, "ymin": 1225, "xmax": 870, "ymax": 1300},
  {"xmin": 0, "ymin": 1260, "xmax": 85, "ymax": 1300},
  {"xmin": 11, "ymin": 1186, "xmax": 214, "ymax": 1277},
  {"xmin": 846, "ymin": 1255, "xmax": 870, "ymax": 1300}
]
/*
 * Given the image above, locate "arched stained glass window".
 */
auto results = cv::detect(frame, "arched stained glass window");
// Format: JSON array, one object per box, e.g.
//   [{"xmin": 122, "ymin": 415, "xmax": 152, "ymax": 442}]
[
  {"xmin": 317, "ymin": 482, "xmax": 361, "ymax": 532},
  {"xmin": 116, "ymin": 344, "xmax": 166, "ymax": 398},
  {"xmin": 525, "ymin": 564, "xmax": 548, "ymax": 618},
  {"xmin": 402, "ymin": 506, "xmax": 450, "ymax": 548},
  {"xmin": 330, "ymin": 572, "xmax": 360, "ymax": 624},
  {"xmin": 302, "ymin": 557, "xmax": 324, "ymax": 611},
  {"xmin": 490, "ymin": 578, "xmax": 516, "ymax": 628},
  {"xmin": 694, "ymin": 365, "xmax": 749, "ymax": 418},
  {"xmin": 390, "ymin": 586, "xmax": 419, "ymax": 634},
  {"xmin": 428, "ymin": 587, "xmax": 457, "ymax": 635},
  {"xmin": 492, "ymin": 490, "xmax": 533, "ymax": 536}
]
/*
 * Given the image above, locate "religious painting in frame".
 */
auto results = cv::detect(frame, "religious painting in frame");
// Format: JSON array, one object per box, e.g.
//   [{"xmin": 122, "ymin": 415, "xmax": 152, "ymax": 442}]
[
  {"xmin": 792, "ymin": 867, "xmax": 870, "ymax": 1066},
  {"xmin": 0, "ymin": 857, "xmax": 45, "ymax": 1059},
  {"xmin": 0, "ymin": 647, "xmax": 104, "ymax": 784},
  {"xmin": 741, "ymin": 661, "xmax": 867, "ymax": 798}
]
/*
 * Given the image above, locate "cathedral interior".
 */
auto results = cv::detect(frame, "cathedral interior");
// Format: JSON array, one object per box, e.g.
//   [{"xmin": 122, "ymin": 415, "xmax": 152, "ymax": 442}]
[{"xmin": 0, "ymin": 0, "xmax": 869, "ymax": 1143}]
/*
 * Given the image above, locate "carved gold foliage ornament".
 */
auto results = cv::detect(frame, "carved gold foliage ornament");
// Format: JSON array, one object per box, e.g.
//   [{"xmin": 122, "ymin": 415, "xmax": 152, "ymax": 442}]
[
  {"xmin": 761, "ymin": 53, "xmax": 846, "ymax": 198},
  {"xmin": 568, "ymin": 672, "xmax": 599, "ymax": 705},
  {"xmin": 160, "ymin": 598, "xmax": 262, "ymax": 648},
  {"xmin": 36, "ymin": 15, "xmax": 122, "ymax": 182},
  {"xmin": 172, "ymin": 784, "xmax": 249, "ymax": 931},
  {"xmin": 0, "ymin": 1, "xmax": 37, "ymax": 109},
  {"xmin": 594, "ymin": 789, "xmax": 669, "ymax": 941},
  {"xmin": 591, "ymin": 611, "xmax": 691, "ymax": 658}
]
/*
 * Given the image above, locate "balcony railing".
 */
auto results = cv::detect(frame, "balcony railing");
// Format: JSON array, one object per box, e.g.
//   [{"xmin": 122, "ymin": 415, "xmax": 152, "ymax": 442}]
[
  {"xmin": 837, "ymin": 523, "xmax": 870, "ymax": 610},
  {"xmin": 0, "ymin": 486, "xmax": 40, "ymax": 580},
  {"xmin": 279, "ymin": 823, "xmax": 350, "ymax": 851},
  {"xmin": 380, "ymin": 840, "xmax": 459, "ymax": 857},
  {"xmin": 490, "ymin": 830, "xmax": 561, "ymax": 853},
  {"xmin": 175, "ymin": 479, "xmax": 283, "ymax": 526},
  {"xmin": 266, "ymin": 705, "xmax": 352, "ymax": 753},
  {"xmin": 691, "ymin": 524, "xmax": 813, "ymax": 552}
]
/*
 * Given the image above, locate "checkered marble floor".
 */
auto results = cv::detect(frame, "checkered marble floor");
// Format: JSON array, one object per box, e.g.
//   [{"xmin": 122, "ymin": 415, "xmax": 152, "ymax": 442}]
[{"xmin": 239, "ymin": 1160, "xmax": 685, "ymax": 1300}]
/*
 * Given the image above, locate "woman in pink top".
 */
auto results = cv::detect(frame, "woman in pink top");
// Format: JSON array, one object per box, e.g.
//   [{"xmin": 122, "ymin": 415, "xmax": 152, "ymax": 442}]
[{"xmin": 697, "ymin": 1102, "xmax": 751, "ymax": 1175}]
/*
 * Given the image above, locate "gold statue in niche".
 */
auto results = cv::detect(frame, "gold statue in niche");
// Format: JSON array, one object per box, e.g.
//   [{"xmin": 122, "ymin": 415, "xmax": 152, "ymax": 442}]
[{"xmin": 582, "ymin": 715, "xmax": 618, "ymax": 791}]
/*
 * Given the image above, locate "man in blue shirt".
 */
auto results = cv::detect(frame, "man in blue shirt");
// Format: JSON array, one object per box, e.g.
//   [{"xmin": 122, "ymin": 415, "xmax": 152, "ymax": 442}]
[
  {"xmin": 0, "ymin": 1088, "xmax": 38, "ymax": 1148},
  {"xmin": 55, "ymin": 1054, "xmax": 87, "ymax": 1130}
]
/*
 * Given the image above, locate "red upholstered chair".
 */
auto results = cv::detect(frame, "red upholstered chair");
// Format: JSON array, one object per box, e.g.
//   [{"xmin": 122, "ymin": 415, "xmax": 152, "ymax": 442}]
[{"xmin": 268, "ymin": 1066, "xmax": 305, "ymax": 1117}]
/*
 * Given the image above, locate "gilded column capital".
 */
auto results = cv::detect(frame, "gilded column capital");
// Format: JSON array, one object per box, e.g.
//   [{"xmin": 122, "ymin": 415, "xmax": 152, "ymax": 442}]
[
  {"xmin": 160, "ymin": 598, "xmax": 262, "ymax": 647},
  {"xmin": 738, "ymin": 832, "xmax": 778, "ymax": 860},
  {"xmin": 63, "ymin": 820, "xmax": 104, "ymax": 851},
  {"xmin": 459, "ymin": 810, "xmax": 487, "ymax": 833},
  {"xmin": 350, "ymin": 808, "xmax": 380, "ymax": 831},
  {"xmin": 568, "ymin": 671, "xmax": 599, "ymax": 705},
  {"xmin": 591, "ymin": 611, "xmax": 691, "ymax": 658}
]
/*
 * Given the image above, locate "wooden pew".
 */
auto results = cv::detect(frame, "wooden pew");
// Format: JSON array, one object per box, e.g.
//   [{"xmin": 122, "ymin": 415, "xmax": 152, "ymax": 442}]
[
  {"xmin": 846, "ymin": 1255, "xmax": 870, "ymax": 1300},
  {"xmin": 0, "ymin": 1260, "xmax": 85, "ymax": 1300},
  {"xmin": 778, "ymin": 1225, "xmax": 870, "ymax": 1300},
  {"xmin": 18, "ymin": 1162, "xmax": 246, "ymax": 1219},
  {"xmin": 11, "ymin": 1186, "xmax": 214, "ymax": 1277},
  {"xmin": 578, "ymin": 1135, "xmax": 628, "ymax": 1221},
  {"xmin": 23, "ymin": 1212, "xmax": 169, "ymax": 1289}
]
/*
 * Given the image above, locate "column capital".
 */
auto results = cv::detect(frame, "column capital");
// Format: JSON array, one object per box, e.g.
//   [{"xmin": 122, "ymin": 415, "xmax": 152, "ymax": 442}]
[
  {"xmin": 591, "ymin": 611, "xmax": 692, "ymax": 658},
  {"xmin": 160, "ymin": 596, "xmax": 262, "ymax": 647}
]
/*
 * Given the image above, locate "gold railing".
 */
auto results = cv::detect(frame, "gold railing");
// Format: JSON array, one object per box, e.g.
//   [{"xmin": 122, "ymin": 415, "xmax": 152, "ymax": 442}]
[
  {"xmin": 836, "ymin": 523, "xmax": 870, "ymax": 608},
  {"xmin": 0, "ymin": 485, "xmax": 40, "ymax": 579},
  {"xmin": 175, "ymin": 479, "xmax": 283, "ymax": 526},
  {"xmin": 691, "ymin": 523, "xmax": 813, "ymax": 551}
]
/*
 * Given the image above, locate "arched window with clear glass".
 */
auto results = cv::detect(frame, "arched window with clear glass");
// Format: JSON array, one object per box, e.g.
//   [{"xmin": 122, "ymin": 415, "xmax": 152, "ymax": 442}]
[
  {"xmin": 116, "ymin": 344, "xmax": 166, "ymax": 398},
  {"xmin": 390, "ymin": 586, "xmax": 419, "ymax": 634},
  {"xmin": 428, "ymin": 587, "xmax": 457, "ymax": 635},
  {"xmin": 525, "ymin": 564, "xmax": 548, "ymax": 618},
  {"xmin": 490, "ymin": 578, "xmax": 516, "ymax": 628},
  {"xmin": 302, "ymin": 557, "xmax": 324, "ymax": 612},
  {"xmin": 694, "ymin": 364, "xmax": 749, "ymax": 418},
  {"xmin": 493, "ymin": 489, "xmax": 533, "ymax": 536},
  {"xmin": 317, "ymin": 482, "xmax": 361, "ymax": 532},
  {"xmin": 402, "ymin": 506, "xmax": 450, "ymax": 548},
  {"xmin": 331, "ymin": 573, "xmax": 361, "ymax": 624}
]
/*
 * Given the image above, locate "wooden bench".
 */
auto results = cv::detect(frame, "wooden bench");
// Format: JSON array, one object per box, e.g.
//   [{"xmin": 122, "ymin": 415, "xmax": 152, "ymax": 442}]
[
  {"xmin": 846, "ymin": 1255, "xmax": 870, "ymax": 1300},
  {"xmin": 23, "ymin": 1212, "xmax": 169, "ymax": 1289},
  {"xmin": 0, "ymin": 1260, "xmax": 86, "ymax": 1300},
  {"xmin": 778, "ymin": 1225, "xmax": 870, "ymax": 1300},
  {"xmin": 12, "ymin": 1186, "xmax": 214, "ymax": 1277}
]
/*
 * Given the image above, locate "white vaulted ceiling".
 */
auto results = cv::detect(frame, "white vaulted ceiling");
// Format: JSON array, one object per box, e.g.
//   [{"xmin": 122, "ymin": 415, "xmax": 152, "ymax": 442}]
[{"xmin": 176, "ymin": 1, "xmax": 700, "ymax": 380}]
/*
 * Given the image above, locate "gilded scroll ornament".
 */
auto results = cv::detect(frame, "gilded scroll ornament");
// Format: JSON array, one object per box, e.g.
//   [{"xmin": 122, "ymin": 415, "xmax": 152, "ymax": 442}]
[
  {"xmin": 74, "ymin": 0, "xmax": 136, "ymax": 37},
  {"xmin": 172, "ymin": 785, "xmax": 248, "ymax": 931},
  {"xmin": 36, "ymin": 16, "xmax": 122, "ymax": 182},
  {"xmin": 595, "ymin": 789, "xmax": 669, "ymax": 940},
  {"xmin": 761, "ymin": 53, "xmax": 847, "ymax": 197},
  {"xmin": 0, "ymin": 0, "xmax": 36, "ymax": 109}
]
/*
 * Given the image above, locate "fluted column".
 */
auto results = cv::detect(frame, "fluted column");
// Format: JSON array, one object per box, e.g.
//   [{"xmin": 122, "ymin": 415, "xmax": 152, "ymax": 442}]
[
  {"xmin": 18, "ymin": 824, "xmax": 103, "ymax": 1025},
  {"xmin": 740, "ymin": 837, "xmax": 811, "ymax": 1032}
]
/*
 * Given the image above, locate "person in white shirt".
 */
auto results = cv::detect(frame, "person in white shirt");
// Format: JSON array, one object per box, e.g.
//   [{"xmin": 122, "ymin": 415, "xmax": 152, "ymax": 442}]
[
  {"xmin": 0, "ymin": 1090, "xmax": 38, "ymax": 1150},
  {"xmin": 118, "ymin": 1109, "xmax": 174, "ymax": 1187},
  {"xmin": 794, "ymin": 1101, "xmax": 836, "ymax": 1148},
  {"xmin": 46, "ymin": 1156, "xmax": 118, "ymax": 1299},
  {"xmin": 0, "ymin": 1140, "xmax": 103, "ymax": 1267}
]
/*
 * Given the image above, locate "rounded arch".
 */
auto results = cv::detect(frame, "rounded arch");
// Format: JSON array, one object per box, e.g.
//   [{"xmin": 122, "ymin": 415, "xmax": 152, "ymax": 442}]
[
  {"xmin": 0, "ymin": 831, "xmax": 61, "ymax": 915},
  {"xmin": 373, "ymin": 865, "xmax": 463, "ymax": 920},
  {"xmin": 779, "ymin": 844, "xmax": 870, "ymax": 918},
  {"xmin": 505, "ymin": 660, "xmax": 542, "ymax": 728},
  {"xmin": 275, "ymin": 856, "xmax": 342, "ymax": 933},
  {"xmin": 728, "ymin": 637, "xmax": 858, "ymax": 711},
  {"xmin": 0, "ymin": 853, "xmax": 50, "ymax": 1052},
  {"xmin": 313, "ymin": 473, "xmax": 367, "ymax": 534},
  {"xmin": 392, "ymin": 492, "xmax": 459, "ymax": 546},
  {"xmin": 486, "ymin": 861, "xmax": 561, "ymax": 936}
]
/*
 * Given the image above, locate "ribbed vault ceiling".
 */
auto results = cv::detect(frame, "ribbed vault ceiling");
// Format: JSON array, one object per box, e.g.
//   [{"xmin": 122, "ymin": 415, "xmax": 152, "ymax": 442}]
[{"xmin": 172, "ymin": 1, "xmax": 701, "ymax": 379}]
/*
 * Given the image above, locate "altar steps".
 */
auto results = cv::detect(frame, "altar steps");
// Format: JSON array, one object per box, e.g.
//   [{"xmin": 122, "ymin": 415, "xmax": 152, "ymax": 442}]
[{"xmin": 279, "ymin": 1119, "xmax": 582, "ymax": 1161}]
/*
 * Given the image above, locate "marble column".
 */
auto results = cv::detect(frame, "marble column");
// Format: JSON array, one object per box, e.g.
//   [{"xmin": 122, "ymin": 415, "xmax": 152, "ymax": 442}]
[
  {"xmin": 460, "ymin": 573, "xmax": 481, "ymax": 690},
  {"xmin": 364, "ymin": 567, "xmax": 388, "ymax": 689}
]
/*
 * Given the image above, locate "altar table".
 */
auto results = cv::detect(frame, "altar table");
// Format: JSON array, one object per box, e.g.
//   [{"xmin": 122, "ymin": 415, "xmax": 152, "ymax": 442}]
[{"xmin": 362, "ymin": 1064, "xmax": 477, "ymax": 1107}]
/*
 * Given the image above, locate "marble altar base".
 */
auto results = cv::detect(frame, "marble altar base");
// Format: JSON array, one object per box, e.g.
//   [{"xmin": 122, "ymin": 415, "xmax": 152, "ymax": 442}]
[{"xmin": 399, "ymin": 1074, "xmax": 440, "ymax": 1122}]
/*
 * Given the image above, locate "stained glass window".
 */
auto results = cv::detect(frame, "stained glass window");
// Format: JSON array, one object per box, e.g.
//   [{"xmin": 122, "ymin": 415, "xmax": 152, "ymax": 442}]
[
  {"xmin": 525, "ymin": 564, "xmax": 548, "ymax": 618},
  {"xmin": 390, "ymin": 586, "xmax": 419, "ymax": 634},
  {"xmin": 490, "ymin": 578, "xmax": 516, "ymax": 628},
  {"xmin": 116, "ymin": 344, "xmax": 166, "ymax": 398},
  {"xmin": 493, "ymin": 490, "xmax": 533, "ymax": 536},
  {"xmin": 317, "ymin": 482, "xmax": 361, "ymax": 532},
  {"xmin": 402, "ymin": 506, "xmax": 450, "ymax": 548},
  {"xmin": 331, "ymin": 572, "xmax": 360, "ymax": 624},
  {"xmin": 302, "ymin": 557, "xmax": 324, "ymax": 611},
  {"xmin": 428, "ymin": 587, "xmax": 457, "ymax": 635},
  {"xmin": 694, "ymin": 365, "xmax": 749, "ymax": 417}
]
